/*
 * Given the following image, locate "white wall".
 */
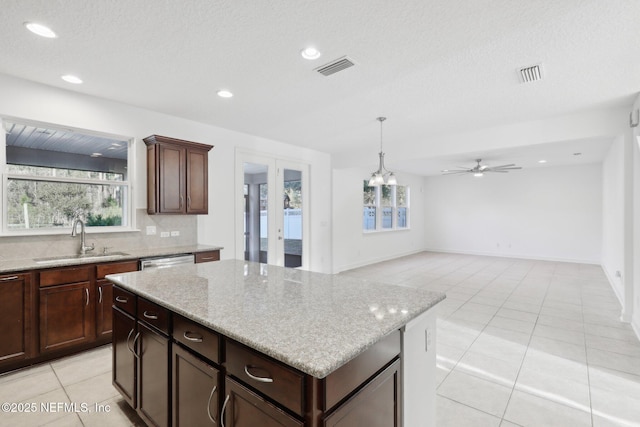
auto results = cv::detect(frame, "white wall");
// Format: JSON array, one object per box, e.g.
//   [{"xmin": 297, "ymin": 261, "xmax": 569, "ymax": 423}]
[
  {"xmin": 423, "ymin": 164, "xmax": 603, "ymax": 263},
  {"xmin": 332, "ymin": 168, "xmax": 425, "ymax": 272},
  {"xmin": 632, "ymin": 95, "xmax": 640, "ymax": 336},
  {"xmin": 0, "ymin": 74, "xmax": 333, "ymax": 273},
  {"xmin": 602, "ymin": 136, "xmax": 628, "ymax": 308}
]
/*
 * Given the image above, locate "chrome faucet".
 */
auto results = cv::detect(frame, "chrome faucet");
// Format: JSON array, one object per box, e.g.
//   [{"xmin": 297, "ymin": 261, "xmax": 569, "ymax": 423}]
[{"xmin": 71, "ymin": 217, "xmax": 95, "ymax": 255}]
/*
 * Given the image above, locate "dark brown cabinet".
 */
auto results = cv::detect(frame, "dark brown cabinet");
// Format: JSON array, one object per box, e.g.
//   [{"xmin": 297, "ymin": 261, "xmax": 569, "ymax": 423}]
[
  {"xmin": 96, "ymin": 260, "xmax": 138, "ymax": 339},
  {"xmin": 138, "ymin": 320, "xmax": 171, "ymax": 427},
  {"xmin": 172, "ymin": 344, "xmax": 220, "ymax": 426},
  {"xmin": 112, "ymin": 307, "xmax": 137, "ymax": 408},
  {"xmin": 39, "ymin": 266, "xmax": 94, "ymax": 353},
  {"xmin": 144, "ymin": 135, "xmax": 213, "ymax": 215},
  {"xmin": 0, "ymin": 272, "xmax": 33, "ymax": 365},
  {"xmin": 223, "ymin": 377, "xmax": 303, "ymax": 427},
  {"xmin": 323, "ymin": 359, "xmax": 401, "ymax": 427},
  {"xmin": 194, "ymin": 250, "xmax": 221, "ymax": 263}
]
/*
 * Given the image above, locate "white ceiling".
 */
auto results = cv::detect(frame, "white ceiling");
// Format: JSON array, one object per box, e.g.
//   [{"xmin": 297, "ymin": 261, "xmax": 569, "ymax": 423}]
[{"xmin": 1, "ymin": 1, "xmax": 638, "ymax": 176}]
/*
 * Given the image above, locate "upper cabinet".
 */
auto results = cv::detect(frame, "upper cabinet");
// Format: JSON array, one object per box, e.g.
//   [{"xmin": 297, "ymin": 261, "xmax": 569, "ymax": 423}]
[{"xmin": 143, "ymin": 135, "xmax": 213, "ymax": 215}]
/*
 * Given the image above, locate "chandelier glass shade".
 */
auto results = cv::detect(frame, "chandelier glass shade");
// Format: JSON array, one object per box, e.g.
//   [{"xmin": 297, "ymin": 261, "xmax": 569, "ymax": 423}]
[{"xmin": 368, "ymin": 117, "xmax": 397, "ymax": 186}]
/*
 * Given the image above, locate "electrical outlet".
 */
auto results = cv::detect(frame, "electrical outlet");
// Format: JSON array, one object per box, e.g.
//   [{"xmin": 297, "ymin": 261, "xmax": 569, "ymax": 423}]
[
  {"xmin": 170, "ymin": 230, "xmax": 180, "ymax": 237},
  {"xmin": 160, "ymin": 231, "xmax": 170, "ymax": 238},
  {"xmin": 146, "ymin": 226, "xmax": 156, "ymax": 235}
]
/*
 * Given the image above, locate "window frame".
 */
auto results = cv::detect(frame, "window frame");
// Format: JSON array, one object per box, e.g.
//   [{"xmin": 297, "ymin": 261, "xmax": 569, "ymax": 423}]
[
  {"xmin": 362, "ymin": 181, "xmax": 410, "ymax": 233},
  {"xmin": 1, "ymin": 117, "xmax": 137, "ymax": 236}
]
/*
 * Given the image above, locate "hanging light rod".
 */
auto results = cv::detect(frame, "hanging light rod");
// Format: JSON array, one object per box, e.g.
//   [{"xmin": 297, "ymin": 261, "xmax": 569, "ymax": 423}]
[{"xmin": 368, "ymin": 117, "xmax": 397, "ymax": 186}]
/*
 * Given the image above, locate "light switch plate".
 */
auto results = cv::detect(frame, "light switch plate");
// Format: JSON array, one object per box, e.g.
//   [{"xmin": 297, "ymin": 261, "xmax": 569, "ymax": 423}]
[
  {"xmin": 170, "ymin": 230, "xmax": 180, "ymax": 237},
  {"xmin": 160, "ymin": 231, "xmax": 170, "ymax": 238},
  {"xmin": 146, "ymin": 226, "xmax": 156, "ymax": 235}
]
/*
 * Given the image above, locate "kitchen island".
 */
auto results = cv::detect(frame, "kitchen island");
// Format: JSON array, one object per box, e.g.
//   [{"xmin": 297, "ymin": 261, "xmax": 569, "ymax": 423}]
[{"xmin": 106, "ymin": 260, "xmax": 444, "ymax": 427}]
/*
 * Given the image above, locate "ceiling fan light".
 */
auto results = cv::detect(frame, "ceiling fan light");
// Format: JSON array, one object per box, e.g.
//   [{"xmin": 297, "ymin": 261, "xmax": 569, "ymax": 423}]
[{"xmin": 474, "ymin": 172, "xmax": 484, "ymax": 177}]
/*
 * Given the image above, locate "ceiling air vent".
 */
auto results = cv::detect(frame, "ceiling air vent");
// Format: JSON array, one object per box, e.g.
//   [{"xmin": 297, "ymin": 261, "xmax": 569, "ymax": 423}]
[
  {"xmin": 518, "ymin": 64, "xmax": 543, "ymax": 83},
  {"xmin": 315, "ymin": 56, "xmax": 355, "ymax": 76}
]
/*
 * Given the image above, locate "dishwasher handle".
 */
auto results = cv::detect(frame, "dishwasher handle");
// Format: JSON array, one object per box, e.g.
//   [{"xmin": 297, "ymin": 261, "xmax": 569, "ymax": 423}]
[{"xmin": 140, "ymin": 254, "xmax": 194, "ymax": 270}]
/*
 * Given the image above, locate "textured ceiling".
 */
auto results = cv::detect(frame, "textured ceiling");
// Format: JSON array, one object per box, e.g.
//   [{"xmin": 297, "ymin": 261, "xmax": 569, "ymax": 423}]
[{"xmin": 1, "ymin": 1, "xmax": 638, "ymax": 175}]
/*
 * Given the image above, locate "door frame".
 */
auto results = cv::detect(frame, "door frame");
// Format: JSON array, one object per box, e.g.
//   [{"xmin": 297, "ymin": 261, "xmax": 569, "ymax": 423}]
[{"xmin": 235, "ymin": 149, "xmax": 310, "ymax": 269}]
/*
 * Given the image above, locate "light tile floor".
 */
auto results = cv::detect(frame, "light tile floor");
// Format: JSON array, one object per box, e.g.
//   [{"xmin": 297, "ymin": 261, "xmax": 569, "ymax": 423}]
[
  {"xmin": 1, "ymin": 252, "xmax": 639, "ymax": 426},
  {"xmin": 343, "ymin": 252, "xmax": 640, "ymax": 427}
]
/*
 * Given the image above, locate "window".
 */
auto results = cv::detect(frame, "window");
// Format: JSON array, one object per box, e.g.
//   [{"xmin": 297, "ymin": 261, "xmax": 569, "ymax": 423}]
[
  {"xmin": 362, "ymin": 181, "xmax": 409, "ymax": 231},
  {"xmin": 2, "ymin": 119, "xmax": 133, "ymax": 234}
]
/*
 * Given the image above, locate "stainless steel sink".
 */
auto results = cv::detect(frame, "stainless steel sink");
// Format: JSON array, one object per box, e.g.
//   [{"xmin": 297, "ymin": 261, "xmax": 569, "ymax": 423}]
[{"xmin": 34, "ymin": 252, "xmax": 130, "ymax": 264}]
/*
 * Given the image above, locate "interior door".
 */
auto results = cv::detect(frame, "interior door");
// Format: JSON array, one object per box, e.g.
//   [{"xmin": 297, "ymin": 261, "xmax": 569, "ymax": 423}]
[{"xmin": 236, "ymin": 151, "xmax": 309, "ymax": 268}]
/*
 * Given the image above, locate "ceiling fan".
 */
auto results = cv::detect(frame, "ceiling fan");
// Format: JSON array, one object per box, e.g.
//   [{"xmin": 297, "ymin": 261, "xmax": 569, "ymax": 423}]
[{"xmin": 442, "ymin": 159, "xmax": 522, "ymax": 176}]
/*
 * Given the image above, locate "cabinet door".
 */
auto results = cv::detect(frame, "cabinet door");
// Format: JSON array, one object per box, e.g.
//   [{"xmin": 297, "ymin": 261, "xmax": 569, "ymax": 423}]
[
  {"xmin": 39, "ymin": 281, "xmax": 94, "ymax": 352},
  {"xmin": 113, "ymin": 308, "xmax": 137, "ymax": 408},
  {"xmin": 138, "ymin": 321, "xmax": 170, "ymax": 427},
  {"xmin": 172, "ymin": 344, "xmax": 220, "ymax": 426},
  {"xmin": 0, "ymin": 273, "xmax": 32, "ymax": 364},
  {"xmin": 158, "ymin": 143, "xmax": 186, "ymax": 213},
  {"xmin": 186, "ymin": 147, "xmax": 208, "ymax": 214},
  {"xmin": 323, "ymin": 359, "xmax": 401, "ymax": 427},
  {"xmin": 96, "ymin": 280, "xmax": 113, "ymax": 338},
  {"xmin": 223, "ymin": 377, "xmax": 303, "ymax": 427}
]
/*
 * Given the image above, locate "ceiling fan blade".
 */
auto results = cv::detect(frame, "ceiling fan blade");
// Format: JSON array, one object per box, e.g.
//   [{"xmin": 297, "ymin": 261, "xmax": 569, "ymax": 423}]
[
  {"xmin": 489, "ymin": 163, "xmax": 516, "ymax": 169},
  {"xmin": 492, "ymin": 166, "xmax": 522, "ymax": 170},
  {"xmin": 486, "ymin": 170, "xmax": 509, "ymax": 173},
  {"xmin": 442, "ymin": 170, "xmax": 471, "ymax": 175}
]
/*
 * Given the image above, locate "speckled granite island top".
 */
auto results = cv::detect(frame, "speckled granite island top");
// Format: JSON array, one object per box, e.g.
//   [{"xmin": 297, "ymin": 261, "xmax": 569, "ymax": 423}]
[{"xmin": 106, "ymin": 259, "xmax": 445, "ymax": 378}]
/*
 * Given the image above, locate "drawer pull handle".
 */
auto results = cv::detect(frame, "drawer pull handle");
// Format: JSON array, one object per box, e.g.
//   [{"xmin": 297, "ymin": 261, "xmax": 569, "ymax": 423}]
[
  {"xmin": 143, "ymin": 311, "xmax": 158, "ymax": 320},
  {"xmin": 244, "ymin": 365, "xmax": 274, "ymax": 383},
  {"xmin": 0, "ymin": 276, "xmax": 18, "ymax": 281},
  {"xmin": 183, "ymin": 331, "xmax": 203, "ymax": 343},
  {"xmin": 132, "ymin": 332, "xmax": 141, "ymax": 359},
  {"xmin": 207, "ymin": 385, "xmax": 217, "ymax": 424},
  {"xmin": 200, "ymin": 257, "xmax": 214, "ymax": 261},
  {"xmin": 220, "ymin": 395, "xmax": 230, "ymax": 427},
  {"xmin": 98, "ymin": 286, "xmax": 103, "ymax": 304},
  {"xmin": 115, "ymin": 296, "xmax": 128, "ymax": 303},
  {"xmin": 85, "ymin": 288, "xmax": 89, "ymax": 306}
]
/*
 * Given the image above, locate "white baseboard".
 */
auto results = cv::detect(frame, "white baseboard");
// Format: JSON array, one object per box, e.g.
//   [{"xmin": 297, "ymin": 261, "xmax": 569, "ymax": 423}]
[
  {"xmin": 422, "ymin": 247, "xmax": 601, "ymax": 265},
  {"xmin": 333, "ymin": 249, "xmax": 425, "ymax": 274}
]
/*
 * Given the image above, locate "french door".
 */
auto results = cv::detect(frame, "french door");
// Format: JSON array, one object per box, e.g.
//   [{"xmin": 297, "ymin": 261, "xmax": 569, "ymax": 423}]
[{"xmin": 235, "ymin": 150, "xmax": 309, "ymax": 268}]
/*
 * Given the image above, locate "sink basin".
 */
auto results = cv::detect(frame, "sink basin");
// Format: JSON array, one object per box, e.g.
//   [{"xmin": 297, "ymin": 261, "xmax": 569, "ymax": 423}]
[{"xmin": 34, "ymin": 252, "xmax": 130, "ymax": 264}]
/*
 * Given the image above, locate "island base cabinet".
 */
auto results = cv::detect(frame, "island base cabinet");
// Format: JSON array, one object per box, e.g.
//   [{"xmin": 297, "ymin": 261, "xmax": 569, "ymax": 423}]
[
  {"xmin": 172, "ymin": 345, "xmax": 220, "ymax": 426},
  {"xmin": 223, "ymin": 377, "xmax": 303, "ymax": 427},
  {"xmin": 138, "ymin": 321, "xmax": 170, "ymax": 427},
  {"xmin": 323, "ymin": 359, "xmax": 401, "ymax": 427},
  {"xmin": 112, "ymin": 308, "xmax": 136, "ymax": 409}
]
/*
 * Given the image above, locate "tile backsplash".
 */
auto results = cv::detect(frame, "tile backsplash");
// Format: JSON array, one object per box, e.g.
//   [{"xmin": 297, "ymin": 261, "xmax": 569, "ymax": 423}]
[{"xmin": 0, "ymin": 209, "xmax": 197, "ymax": 260}]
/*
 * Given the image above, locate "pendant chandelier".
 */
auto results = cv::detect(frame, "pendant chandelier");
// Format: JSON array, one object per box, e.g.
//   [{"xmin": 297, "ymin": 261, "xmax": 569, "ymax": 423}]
[{"xmin": 368, "ymin": 117, "xmax": 397, "ymax": 186}]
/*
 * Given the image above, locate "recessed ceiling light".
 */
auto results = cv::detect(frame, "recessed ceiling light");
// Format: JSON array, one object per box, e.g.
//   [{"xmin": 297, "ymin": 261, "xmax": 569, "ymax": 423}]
[
  {"xmin": 538, "ymin": 160, "xmax": 547, "ymax": 163},
  {"xmin": 441, "ymin": 169, "xmax": 449, "ymax": 172},
  {"xmin": 301, "ymin": 47, "xmax": 321, "ymax": 60},
  {"xmin": 474, "ymin": 173, "xmax": 484, "ymax": 177},
  {"xmin": 217, "ymin": 90, "xmax": 233, "ymax": 98},
  {"xmin": 24, "ymin": 22, "xmax": 57, "ymax": 38},
  {"xmin": 90, "ymin": 152, "xmax": 102, "ymax": 157},
  {"xmin": 573, "ymin": 152, "xmax": 582, "ymax": 156},
  {"xmin": 61, "ymin": 75, "xmax": 83, "ymax": 84}
]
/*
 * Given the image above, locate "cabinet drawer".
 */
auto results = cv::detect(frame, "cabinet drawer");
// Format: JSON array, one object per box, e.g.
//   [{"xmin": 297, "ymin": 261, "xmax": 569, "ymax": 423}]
[
  {"xmin": 194, "ymin": 251, "xmax": 219, "ymax": 263},
  {"xmin": 138, "ymin": 298, "xmax": 170, "ymax": 335},
  {"xmin": 225, "ymin": 340, "xmax": 304, "ymax": 416},
  {"xmin": 39, "ymin": 266, "xmax": 91, "ymax": 287},
  {"xmin": 173, "ymin": 315, "xmax": 219, "ymax": 364},
  {"xmin": 97, "ymin": 260, "xmax": 138, "ymax": 279},
  {"xmin": 113, "ymin": 286, "xmax": 136, "ymax": 316},
  {"xmin": 324, "ymin": 330, "xmax": 401, "ymax": 410}
]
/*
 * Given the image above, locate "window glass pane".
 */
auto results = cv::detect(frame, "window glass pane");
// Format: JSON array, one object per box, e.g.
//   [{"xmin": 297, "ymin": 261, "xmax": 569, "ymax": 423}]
[
  {"xmin": 396, "ymin": 186, "xmax": 407, "ymax": 207},
  {"xmin": 7, "ymin": 179, "xmax": 125, "ymax": 230},
  {"xmin": 381, "ymin": 207, "xmax": 393, "ymax": 229},
  {"xmin": 363, "ymin": 206, "xmax": 376, "ymax": 230},
  {"xmin": 363, "ymin": 180, "xmax": 376, "ymax": 206},
  {"xmin": 259, "ymin": 183, "xmax": 268, "ymax": 252},
  {"xmin": 381, "ymin": 185, "xmax": 393, "ymax": 206},
  {"xmin": 397, "ymin": 207, "xmax": 407, "ymax": 228}
]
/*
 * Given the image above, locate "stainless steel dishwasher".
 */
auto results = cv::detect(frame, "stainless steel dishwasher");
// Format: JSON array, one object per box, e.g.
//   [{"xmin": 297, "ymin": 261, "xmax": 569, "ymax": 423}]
[{"xmin": 140, "ymin": 254, "xmax": 194, "ymax": 270}]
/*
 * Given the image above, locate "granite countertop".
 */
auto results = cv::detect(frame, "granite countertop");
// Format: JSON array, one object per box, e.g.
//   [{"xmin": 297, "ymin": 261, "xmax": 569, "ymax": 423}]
[
  {"xmin": 106, "ymin": 259, "xmax": 445, "ymax": 378},
  {"xmin": 0, "ymin": 244, "xmax": 223, "ymax": 273}
]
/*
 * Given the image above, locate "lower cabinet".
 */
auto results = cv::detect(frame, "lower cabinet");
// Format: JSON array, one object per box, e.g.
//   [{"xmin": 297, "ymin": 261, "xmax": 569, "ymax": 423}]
[
  {"xmin": 323, "ymin": 359, "xmax": 401, "ymax": 427},
  {"xmin": 172, "ymin": 344, "xmax": 220, "ymax": 426},
  {"xmin": 222, "ymin": 377, "xmax": 303, "ymax": 427},
  {"xmin": 39, "ymin": 280, "xmax": 95, "ymax": 352},
  {"xmin": 96, "ymin": 279, "xmax": 113, "ymax": 338},
  {"xmin": 112, "ymin": 307, "xmax": 136, "ymax": 408},
  {"xmin": 0, "ymin": 272, "xmax": 32, "ymax": 365},
  {"xmin": 138, "ymin": 321, "xmax": 171, "ymax": 427}
]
